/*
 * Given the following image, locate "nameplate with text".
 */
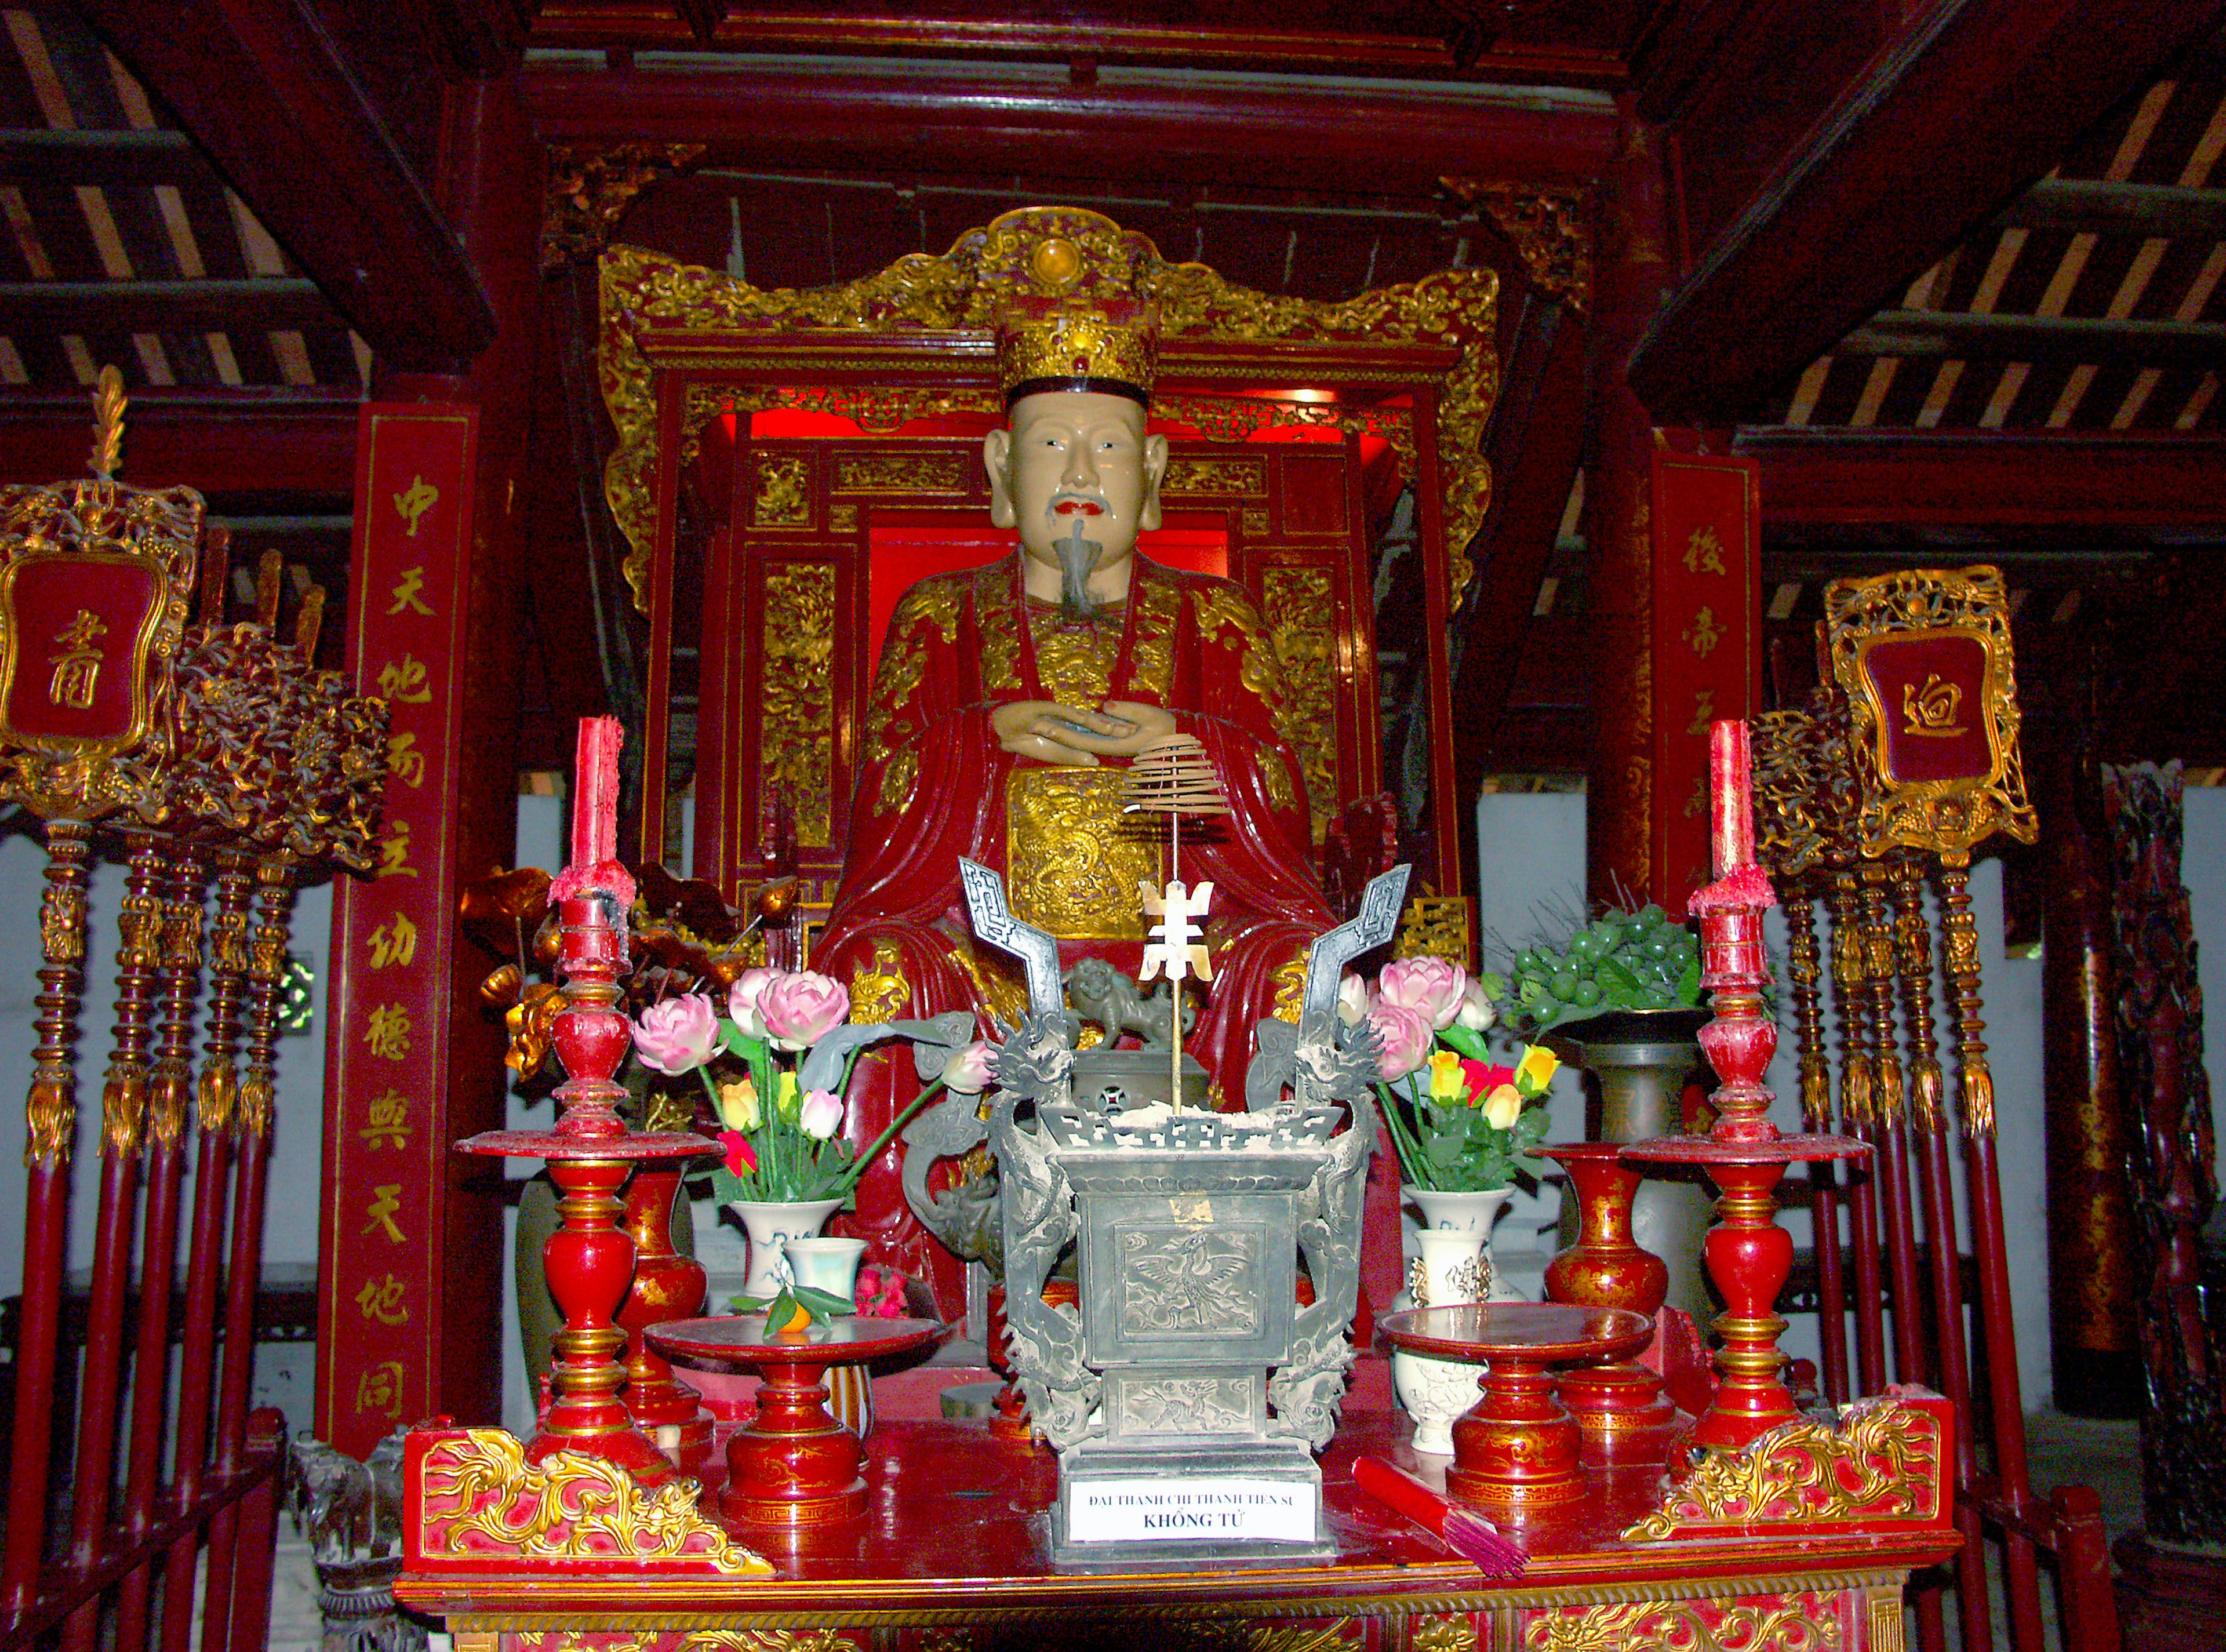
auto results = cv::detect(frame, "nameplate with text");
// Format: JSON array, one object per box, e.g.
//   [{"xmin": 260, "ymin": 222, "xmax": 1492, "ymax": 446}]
[{"xmin": 1066, "ymin": 1478, "xmax": 1317, "ymax": 1544}]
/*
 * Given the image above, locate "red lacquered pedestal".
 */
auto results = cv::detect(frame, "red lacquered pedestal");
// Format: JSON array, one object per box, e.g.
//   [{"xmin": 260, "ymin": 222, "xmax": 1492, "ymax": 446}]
[
  {"xmin": 1377, "ymin": 1304, "xmax": 1652, "ymax": 1513},
  {"xmin": 650, "ymin": 1315, "xmax": 943, "ymax": 1527},
  {"xmin": 1541, "ymin": 1142, "xmax": 1681, "ymax": 1463}
]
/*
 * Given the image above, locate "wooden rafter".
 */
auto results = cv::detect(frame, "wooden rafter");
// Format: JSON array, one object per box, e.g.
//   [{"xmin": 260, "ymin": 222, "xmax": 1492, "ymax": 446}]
[
  {"xmin": 1626, "ymin": 0, "xmax": 2226, "ymax": 424},
  {"xmin": 71, "ymin": 0, "xmax": 496, "ymax": 373}
]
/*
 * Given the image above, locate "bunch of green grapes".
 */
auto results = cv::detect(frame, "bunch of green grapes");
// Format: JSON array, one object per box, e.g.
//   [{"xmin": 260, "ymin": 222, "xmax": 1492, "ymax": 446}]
[{"xmin": 1480, "ymin": 904, "xmax": 1703, "ymax": 1035}]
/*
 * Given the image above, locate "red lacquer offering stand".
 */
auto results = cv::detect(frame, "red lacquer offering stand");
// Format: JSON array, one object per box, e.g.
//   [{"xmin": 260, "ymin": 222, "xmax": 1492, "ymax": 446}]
[
  {"xmin": 456, "ymin": 718, "xmax": 716, "ymax": 1486},
  {"xmin": 1624, "ymin": 721, "xmax": 1870, "ymax": 1453},
  {"xmin": 649, "ymin": 1315, "xmax": 944, "ymax": 1526},
  {"xmin": 1376, "ymin": 1303, "xmax": 1653, "ymax": 1512}
]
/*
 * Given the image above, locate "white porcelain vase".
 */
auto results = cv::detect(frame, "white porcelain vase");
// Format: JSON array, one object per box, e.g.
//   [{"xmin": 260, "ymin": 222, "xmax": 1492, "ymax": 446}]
[
  {"xmin": 1391, "ymin": 1184, "xmax": 1518, "ymax": 1455},
  {"xmin": 726, "ymin": 1197, "xmax": 845, "ymax": 1300}
]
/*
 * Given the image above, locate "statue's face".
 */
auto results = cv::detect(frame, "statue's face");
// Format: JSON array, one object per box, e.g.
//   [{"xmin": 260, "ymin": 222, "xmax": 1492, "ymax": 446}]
[{"xmin": 984, "ymin": 390, "xmax": 1168, "ymax": 577}]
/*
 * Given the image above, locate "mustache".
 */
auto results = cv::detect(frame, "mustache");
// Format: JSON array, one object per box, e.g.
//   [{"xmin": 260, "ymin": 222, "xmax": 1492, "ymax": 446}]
[{"xmin": 1046, "ymin": 490, "xmax": 1106, "ymax": 516}]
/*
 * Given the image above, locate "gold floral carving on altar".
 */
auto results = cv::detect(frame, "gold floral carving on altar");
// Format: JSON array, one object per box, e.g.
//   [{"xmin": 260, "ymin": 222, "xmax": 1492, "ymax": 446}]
[
  {"xmin": 1259, "ymin": 566, "xmax": 1337, "ymax": 838},
  {"xmin": 1523, "ymin": 1595, "xmax": 1845, "ymax": 1652},
  {"xmin": 832, "ymin": 452, "xmax": 967, "ymax": 493},
  {"xmin": 1621, "ymin": 1397, "xmax": 1942, "ymax": 1540},
  {"xmin": 1410, "ymin": 1613, "xmax": 1479, "ymax": 1652},
  {"xmin": 1163, "ymin": 456, "xmax": 1268, "ymax": 496},
  {"xmin": 413, "ymin": 1428, "xmax": 771, "ymax": 1574},
  {"xmin": 1823, "ymin": 565, "xmax": 2036, "ymax": 859},
  {"xmin": 602, "ymin": 207, "xmax": 1495, "ymax": 613},
  {"xmin": 752, "ymin": 454, "xmax": 812, "ymax": 528},
  {"xmin": 1006, "ymin": 767, "xmax": 1159, "ymax": 941},
  {"xmin": 761, "ymin": 563, "xmax": 836, "ymax": 847}
]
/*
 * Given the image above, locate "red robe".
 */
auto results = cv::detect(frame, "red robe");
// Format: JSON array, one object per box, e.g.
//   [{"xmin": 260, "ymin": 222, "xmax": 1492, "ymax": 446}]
[{"xmin": 816, "ymin": 551, "xmax": 1337, "ymax": 1300}]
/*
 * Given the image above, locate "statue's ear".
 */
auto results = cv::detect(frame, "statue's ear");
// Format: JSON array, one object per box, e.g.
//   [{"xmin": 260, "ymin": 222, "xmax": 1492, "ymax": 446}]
[
  {"xmin": 1140, "ymin": 432, "xmax": 1169, "ymax": 532},
  {"xmin": 984, "ymin": 430, "xmax": 1016, "ymax": 528}
]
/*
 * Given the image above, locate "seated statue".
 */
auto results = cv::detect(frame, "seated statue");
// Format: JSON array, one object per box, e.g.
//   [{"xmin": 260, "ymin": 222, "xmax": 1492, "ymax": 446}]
[{"xmin": 815, "ymin": 296, "xmax": 1339, "ymax": 1298}]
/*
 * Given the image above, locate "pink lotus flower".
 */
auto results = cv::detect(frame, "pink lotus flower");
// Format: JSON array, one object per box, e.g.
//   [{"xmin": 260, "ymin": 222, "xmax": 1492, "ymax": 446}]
[
  {"xmin": 1367, "ymin": 1002, "xmax": 1435, "ymax": 1082},
  {"xmin": 759, "ymin": 970, "xmax": 850, "ymax": 1051},
  {"xmin": 632, "ymin": 993, "xmax": 722, "ymax": 1076},
  {"xmin": 718, "ymin": 1130, "xmax": 757, "ymax": 1178},
  {"xmin": 728, "ymin": 967, "xmax": 779, "ymax": 1040},
  {"xmin": 798, "ymin": 1087, "xmax": 845, "ymax": 1140},
  {"xmin": 942, "ymin": 1041, "xmax": 995, "ymax": 1095},
  {"xmin": 1377, "ymin": 956, "xmax": 1469, "ymax": 1032}
]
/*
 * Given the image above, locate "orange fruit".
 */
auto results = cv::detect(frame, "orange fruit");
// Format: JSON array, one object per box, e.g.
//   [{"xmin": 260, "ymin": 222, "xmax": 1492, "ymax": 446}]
[{"xmin": 774, "ymin": 1301, "xmax": 812, "ymax": 1335}]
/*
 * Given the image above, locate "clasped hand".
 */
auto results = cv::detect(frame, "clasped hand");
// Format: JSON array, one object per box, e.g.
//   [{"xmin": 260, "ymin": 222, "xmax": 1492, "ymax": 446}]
[{"xmin": 991, "ymin": 699, "xmax": 1176, "ymax": 766}]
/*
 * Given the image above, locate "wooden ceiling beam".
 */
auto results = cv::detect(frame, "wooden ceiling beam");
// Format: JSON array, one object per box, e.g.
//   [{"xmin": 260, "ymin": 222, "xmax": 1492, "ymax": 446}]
[
  {"xmin": 1837, "ymin": 308, "xmax": 2226, "ymax": 369},
  {"xmin": 71, "ymin": 0, "xmax": 496, "ymax": 373},
  {"xmin": 0, "ymin": 278, "xmax": 335, "ymax": 335},
  {"xmin": 521, "ymin": 59, "xmax": 1620, "ymax": 191},
  {"xmin": 1743, "ymin": 427, "xmax": 2226, "ymax": 527},
  {"xmin": 1626, "ymin": 0, "xmax": 2226, "ymax": 424},
  {"xmin": 0, "ymin": 129, "xmax": 207, "ymax": 188},
  {"xmin": 0, "ymin": 388, "xmax": 358, "ymax": 498},
  {"xmin": 1995, "ymin": 176, "xmax": 2226, "ymax": 239}
]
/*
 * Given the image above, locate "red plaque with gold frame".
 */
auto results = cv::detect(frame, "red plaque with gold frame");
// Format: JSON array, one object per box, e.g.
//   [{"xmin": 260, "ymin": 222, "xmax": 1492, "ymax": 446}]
[
  {"xmin": 1823, "ymin": 565, "xmax": 2038, "ymax": 857},
  {"xmin": 0, "ymin": 478, "xmax": 199, "ymax": 823}
]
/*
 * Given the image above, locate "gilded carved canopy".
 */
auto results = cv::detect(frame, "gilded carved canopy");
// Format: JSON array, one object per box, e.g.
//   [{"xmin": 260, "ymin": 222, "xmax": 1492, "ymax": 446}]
[{"xmin": 596, "ymin": 206, "xmax": 1499, "ymax": 614}]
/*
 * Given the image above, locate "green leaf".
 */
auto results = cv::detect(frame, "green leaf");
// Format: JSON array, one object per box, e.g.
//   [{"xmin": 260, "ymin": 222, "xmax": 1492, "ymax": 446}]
[
  {"xmin": 1675, "ymin": 955, "xmax": 1703, "ymax": 1005},
  {"xmin": 792, "ymin": 1285, "xmax": 854, "ymax": 1316},
  {"xmin": 1438, "ymin": 1024, "xmax": 1489, "ymax": 1060}
]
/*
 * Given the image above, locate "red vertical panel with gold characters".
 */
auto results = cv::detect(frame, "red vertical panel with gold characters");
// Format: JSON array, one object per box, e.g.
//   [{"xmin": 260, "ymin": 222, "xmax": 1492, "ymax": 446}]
[
  {"xmin": 1649, "ymin": 449, "xmax": 1761, "ymax": 915},
  {"xmin": 315, "ymin": 406, "xmax": 478, "ymax": 1457}
]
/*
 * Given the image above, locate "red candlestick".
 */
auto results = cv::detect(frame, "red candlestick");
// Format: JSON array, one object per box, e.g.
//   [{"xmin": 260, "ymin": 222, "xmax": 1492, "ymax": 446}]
[
  {"xmin": 572, "ymin": 715, "xmax": 623, "ymax": 871},
  {"xmin": 1708, "ymin": 718, "xmax": 1755, "ymax": 876}
]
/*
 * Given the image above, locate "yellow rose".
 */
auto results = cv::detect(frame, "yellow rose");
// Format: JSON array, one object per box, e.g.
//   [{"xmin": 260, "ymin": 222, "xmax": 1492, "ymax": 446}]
[
  {"xmin": 775, "ymin": 1070, "xmax": 801, "ymax": 1120},
  {"xmin": 1427, "ymin": 1048, "xmax": 1465, "ymax": 1101},
  {"xmin": 1516, "ymin": 1046, "xmax": 1560, "ymax": 1093},
  {"xmin": 717, "ymin": 1077, "xmax": 760, "ymax": 1131},
  {"xmin": 1482, "ymin": 1083, "xmax": 1524, "ymax": 1131}
]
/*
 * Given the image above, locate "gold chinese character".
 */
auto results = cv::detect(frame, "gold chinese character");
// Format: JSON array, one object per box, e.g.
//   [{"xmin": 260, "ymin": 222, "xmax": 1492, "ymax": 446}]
[
  {"xmin": 1901, "ymin": 673, "xmax": 1969, "ymax": 738},
  {"xmin": 376, "ymin": 821, "xmax": 419, "ymax": 880},
  {"xmin": 1683, "ymin": 773, "xmax": 1708, "ymax": 820},
  {"xmin": 376, "ymin": 656, "xmax": 432, "ymax": 704},
  {"xmin": 394, "ymin": 475, "xmax": 439, "ymax": 537},
  {"xmin": 1683, "ymin": 526, "xmax": 1728, "ymax": 576},
  {"xmin": 363, "ymin": 1183, "xmax": 406, "ymax": 1243},
  {"xmin": 1687, "ymin": 688, "xmax": 1717, "ymax": 738},
  {"xmin": 354, "ymin": 1359, "xmax": 406, "ymax": 1420},
  {"xmin": 385, "ymin": 731, "xmax": 425, "ymax": 789},
  {"xmin": 368, "ymin": 913, "xmax": 419, "ymax": 969},
  {"xmin": 359, "ymin": 1089, "xmax": 412, "ymax": 1148},
  {"xmin": 387, "ymin": 566, "xmax": 434, "ymax": 617},
  {"xmin": 355, "ymin": 1273, "xmax": 409, "ymax": 1325},
  {"xmin": 1683, "ymin": 606, "xmax": 1724, "ymax": 658},
  {"xmin": 365, "ymin": 1002, "xmax": 413, "ymax": 1062},
  {"xmin": 46, "ymin": 609, "xmax": 107, "ymax": 709}
]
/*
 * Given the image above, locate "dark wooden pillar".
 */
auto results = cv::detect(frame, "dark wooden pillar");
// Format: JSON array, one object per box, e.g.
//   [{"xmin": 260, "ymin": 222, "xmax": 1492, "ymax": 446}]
[
  {"xmin": 2035, "ymin": 725, "xmax": 2141, "ymax": 1416},
  {"xmin": 1585, "ymin": 100, "xmax": 1675, "ymax": 908},
  {"xmin": 314, "ymin": 74, "xmax": 539, "ymax": 1450}
]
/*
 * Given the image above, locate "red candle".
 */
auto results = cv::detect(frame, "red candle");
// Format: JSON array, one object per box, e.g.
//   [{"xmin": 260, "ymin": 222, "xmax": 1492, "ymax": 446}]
[
  {"xmin": 1709, "ymin": 718, "xmax": 1755, "ymax": 876},
  {"xmin": 572, "ymin": 715, "xmax": 623, "ymax": 870}
]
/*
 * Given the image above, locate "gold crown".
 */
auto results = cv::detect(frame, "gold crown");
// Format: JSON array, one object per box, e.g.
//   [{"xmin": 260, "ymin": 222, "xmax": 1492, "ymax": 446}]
[{"xmin": 995, "ymin": 296, "xmax": 1157, "ymax": 405}]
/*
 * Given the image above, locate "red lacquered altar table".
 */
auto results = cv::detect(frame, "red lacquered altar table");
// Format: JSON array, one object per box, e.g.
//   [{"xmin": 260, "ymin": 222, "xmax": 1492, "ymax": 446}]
[{"xmin": 397, "ymin": 1385, "xmax": 1958, "ymax": 1651}]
